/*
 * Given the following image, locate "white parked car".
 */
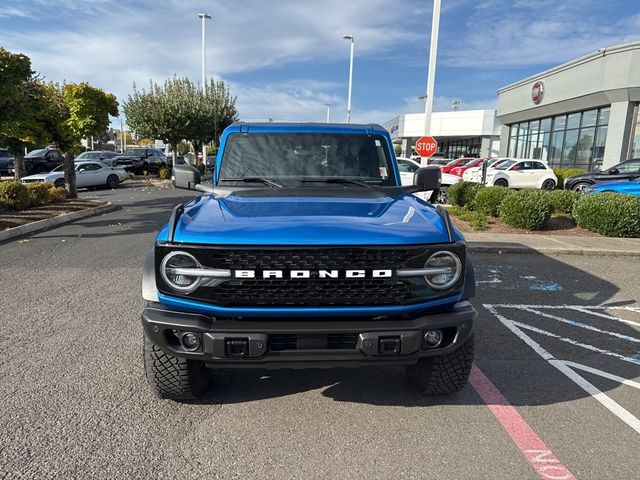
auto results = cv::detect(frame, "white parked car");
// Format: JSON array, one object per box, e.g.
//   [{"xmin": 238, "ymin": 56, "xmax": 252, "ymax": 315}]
[
  {"xmin": 397, "ymin": 157, "xmax": 463, "ymax": 203},
  {"xmin": 486, "ymin": 159, "xmax": 557, "ymax": 190},
  {"xmin": 21, "ymin": 161, "xmax": 128, "ymax": 189}
]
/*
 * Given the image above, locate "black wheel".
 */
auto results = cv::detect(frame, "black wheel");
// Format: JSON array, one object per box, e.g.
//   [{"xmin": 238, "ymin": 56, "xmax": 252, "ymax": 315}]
[
  {"xmin": 143, "ymin": 334, "xmax": 210, "ymax": 401},
  {"xmin": 142, "ymin": 162, "xmax": 149, "ymax": 175},
  {"xmin": 542, "ymin": 179, "xmax": 556, "ymax": 190},
  {"xmin": 54, "ymin": 178, "xmax": 65, "ymax": 188},
  {"xmin": 106, "ymin": 174, "xmax": 119, "ymax": 189},
  {"xmin": 572, "ymin": 181, "xmax": 591, "ymax": 193},
  {"xmin": 405, "ymin": 336, "xmax": 474, "ymax": 394},
  {"xmin": 435, "ymin": 186, "xmax": 449, "ymax": 204},
  {"xmin": 494, "ymin": 178, "xmax": 508, "ymax": 187}
]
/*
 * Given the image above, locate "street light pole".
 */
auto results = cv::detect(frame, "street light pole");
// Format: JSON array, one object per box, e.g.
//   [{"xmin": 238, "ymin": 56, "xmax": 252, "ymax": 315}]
[
  {"xmin": 423, "ymin": 0, "xmax": 441, "ymax": 165},
  {"xmin": 198, "ymin": 13, "xmax": 212, "ymax": 91},
  {"xmin": 342, "ymin": 34, "xmax": 355, "ymax": 123},
  {"xmin": 324, "ymin": 103, "xmax": 331, "ymax": 123}
]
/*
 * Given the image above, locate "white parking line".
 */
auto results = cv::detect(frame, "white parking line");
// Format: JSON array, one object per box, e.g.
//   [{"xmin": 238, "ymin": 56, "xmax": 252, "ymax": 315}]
[
  {"xmin": 484, "ymin": 304, "xmax": 640, "ymax": 436},
  {"xmin": 518, "ymin": 306, "xmax": 640, "ymax": 343}
]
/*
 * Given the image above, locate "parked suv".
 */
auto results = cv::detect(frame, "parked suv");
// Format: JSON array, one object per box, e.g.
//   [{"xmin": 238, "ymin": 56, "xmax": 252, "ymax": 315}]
[
  {"xmin": 0, "ymin": 148, "xmax": 14, "ymax": 175},
  {"xmin": 564, "ymin": 158, "xmax": 640, "ymax": 192},
  {"xmin": 141, "ymin": 123, "xmax": 477, "ymax": 401},
  {"xmin": 24, "ymin": 148, "xmax": 63, "ymax": 174},
  {"xmin": 113, "ymin": 148, "xmax": 167, "ymax": 174}
]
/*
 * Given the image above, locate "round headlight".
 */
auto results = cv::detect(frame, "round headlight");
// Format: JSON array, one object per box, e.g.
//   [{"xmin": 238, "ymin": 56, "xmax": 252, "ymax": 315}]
[
  {"xmin": 424, "ymin": 251, "xmax": 462, "ymax": 290},
  {"xmin": 160, "ymin": 251, "xmax": 201, "ymax": 293}
]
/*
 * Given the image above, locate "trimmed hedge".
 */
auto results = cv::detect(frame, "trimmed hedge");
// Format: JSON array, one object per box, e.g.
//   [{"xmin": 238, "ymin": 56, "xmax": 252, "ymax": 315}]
[
  {"xmin": 0, "ymin": 181, "xmax": 31, "ymax": 210},
  {"xmin": 158, "ymin": 167, "xmax": 171, "ymax": 180},
  {"xmin": 448, "ymin": 181, "xmax": 484, "ymax": 208},
  {"xmin": 26, "ymin": 182, "xmax": 52, "ymax": 206},
  {"xmin": 546, "ymin": 189, "xmax": 581, "ymax": 215},
  {"xmin": 448, "ymin": 205, "xmax": 488, "ymax": 230},
  {"xmin": 553, "ymin": 168, "xmax": 586, "ymax": 189},
  {"xmin": 499, "ymin": 189, "xmax": 552, "ymax": 230},
  {"xmin": 474, "ymin": 186, "xmax": 510, "ymax": 217},
  {"xmin": 48, "ymin": 186, "xmax": 67, "ymax": 203},
  {"xmin": 572, "ymin": 193, "xmax": 640, "ymax": 237}
]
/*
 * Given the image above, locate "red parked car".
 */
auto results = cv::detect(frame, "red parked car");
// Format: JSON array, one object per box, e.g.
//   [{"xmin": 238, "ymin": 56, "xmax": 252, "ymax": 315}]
[
  {"xmin": 449, "ymin": 157, "xmax": 488, "ymax": 177},
  {"xmin": 440, "ymin": 157, "xmax": 475, "ymax": 174}
]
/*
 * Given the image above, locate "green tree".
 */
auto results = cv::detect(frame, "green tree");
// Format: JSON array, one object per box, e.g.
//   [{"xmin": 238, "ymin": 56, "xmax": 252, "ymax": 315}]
[
  {"xmin": 0, "ymin": 48, "xmax": 38, "ymax": 177},
  {"xmin": 124, "ymin": 76, "xmax": 238, "ymax": 163}
]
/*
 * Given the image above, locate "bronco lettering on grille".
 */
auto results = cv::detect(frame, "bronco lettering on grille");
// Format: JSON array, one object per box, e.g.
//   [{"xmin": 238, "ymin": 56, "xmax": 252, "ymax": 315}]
[{"xmin": 233, "ymin": 269, "xmax": 393, "ymax": 279}]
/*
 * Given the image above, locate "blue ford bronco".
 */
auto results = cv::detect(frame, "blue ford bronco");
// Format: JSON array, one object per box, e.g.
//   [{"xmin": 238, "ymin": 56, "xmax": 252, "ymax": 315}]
[{"xmin": 141, "ymin": 123, "xmax": 477, "ymax": 401}]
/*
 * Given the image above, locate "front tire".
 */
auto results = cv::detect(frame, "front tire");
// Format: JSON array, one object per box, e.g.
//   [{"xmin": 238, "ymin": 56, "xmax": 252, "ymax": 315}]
[
  {"xmin": 494, "ymin": 178, "xmax": 508, "ymax": 187},
  {"xmin": 405, "ymin": 336, "xmax": 474, "ymax": 394},
  {"xmin": 542, "ymin": 179, "xmax": 556, "ymax": 190},
  {"xmin": 54, "ymin": 178, "xmax": 65, "ymax": 188},
  {"xmin": 434, "ymin": 186, "xmax": 449, "ymax": 204},
  {"xmin": 143, "ymin": 334, "xmax": 210, "ymax": 401},
  {"xmin": 571, "ymin": 181, "xmax": 591, "ymax": 193},
  {"xmin": 106, "ymin": 174, "xmax": 119, "ymax": 189}
]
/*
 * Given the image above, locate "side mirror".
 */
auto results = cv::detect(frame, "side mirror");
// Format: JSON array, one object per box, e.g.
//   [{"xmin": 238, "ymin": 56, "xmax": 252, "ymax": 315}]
[
  {"xmin": 172, "ymin": 164, "xmax": 201, "ymax": 190},
  {"xmin": 608, "ymin": 168, "xmax": 619, "ymax": 175},
  {"xmin": 78, "ymin": 169, "xmax": 86, "ymax": 173},
  {"xmin": 413, "ymin": 166, "xmax": 441, "ymax": 192}
]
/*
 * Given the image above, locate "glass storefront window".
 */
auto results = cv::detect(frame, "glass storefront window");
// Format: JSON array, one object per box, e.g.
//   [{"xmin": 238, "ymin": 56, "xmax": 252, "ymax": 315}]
[
  {"xmin": 629, "ymin": 106, "xmax": 640, "ymax": 159},
  {"xmin": 581, "ymin": 110, "xmax": 598, "ymax": 128},
  {"xmin": 507, "ymin": 106, "xmax": 610, "ymax": 171},
  {"xmin": 566, "ymin": 113, "xmax": 580, "ymax": 130}
]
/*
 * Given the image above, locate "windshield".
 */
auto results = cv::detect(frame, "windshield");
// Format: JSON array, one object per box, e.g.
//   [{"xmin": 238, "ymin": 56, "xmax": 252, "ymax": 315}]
[
  {"xmin": 26, "ymin": 149, "xmax": 47, "ymax": 158},
  {"xmin": 123, "ymin": 149, "xmax": 145, "ymax": 156},
  {"xmin": 77, "ymin": 152, "xmax": 100, "ymax": 159},
  {"xmin": 51, "ymin": 165, "xmax": 64, "ymax": 172},
  {"xmin": 495, "ymin": 160, "xmax": 517, "ymax": 170},
  {"xmin": 219, "ymin": 133, "xmax": 395, "ymax": 186}
]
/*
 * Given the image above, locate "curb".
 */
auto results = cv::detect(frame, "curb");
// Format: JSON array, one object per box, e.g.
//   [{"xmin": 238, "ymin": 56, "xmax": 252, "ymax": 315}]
[
  {"xmin": 467, "ymin": 243, "xmax": 640, "ymax": 257},
  {"xmin": 0, "ymin": 202, "xmax": 116, "ymax": 243}
]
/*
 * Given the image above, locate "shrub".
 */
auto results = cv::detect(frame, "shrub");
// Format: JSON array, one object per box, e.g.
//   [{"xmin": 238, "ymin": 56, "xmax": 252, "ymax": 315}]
[
  {"xmin": 448, "ymin": 206, "xmax": 488, "ymax": 230},
  {"xmin": 447, "ymin": 181, "xmax": 484, "ymax": 208},
  {"xmin": 48, "ymin": 186, "xmax": 67, "ymax": 203},
  {"xmin": 158, "ymin": 167, "xmax": 171, "ymax": 180},
  {"xmin": 553, "ymin": 168, "xmax": 586, "ymax": 189},
  {"xmin": 546, "ymin": 189, "xmax": 580, "ymax": 215},
  {"xmin": 0, "ymin": 181, "xmax": 31, "ymax": 210},
  {"xmin": 499, "ymin": 189, "xmax": 552, "ymax": 230},
  {"xmin": 572, "ymin": 192, "xmax": 640, "ymax": 237},
  {"xmin": 473, "ymin": 186, "xmax": 510, "ymax": 217},
  {"xmin": 26, "ymin": 182, "xmax": 52, "ymax": 207}
]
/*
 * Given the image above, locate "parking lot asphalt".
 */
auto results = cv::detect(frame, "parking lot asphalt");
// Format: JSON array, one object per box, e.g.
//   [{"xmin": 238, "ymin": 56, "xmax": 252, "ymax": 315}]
[{"xmin": 1, "ymin": 184, "xmax": 639, "ymax": 479}]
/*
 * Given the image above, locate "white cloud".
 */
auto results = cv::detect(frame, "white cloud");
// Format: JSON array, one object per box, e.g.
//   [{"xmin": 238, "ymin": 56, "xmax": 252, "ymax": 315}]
[{"xmin": 442, "ymin": 0, "xmax": 640, "ymax": 67}]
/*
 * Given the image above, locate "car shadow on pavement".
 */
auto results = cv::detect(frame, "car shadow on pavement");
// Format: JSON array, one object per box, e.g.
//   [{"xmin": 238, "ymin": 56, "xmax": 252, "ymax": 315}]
[{"xmin": 189, "ymin": 246, "xmax": 640, "ymax": 409}]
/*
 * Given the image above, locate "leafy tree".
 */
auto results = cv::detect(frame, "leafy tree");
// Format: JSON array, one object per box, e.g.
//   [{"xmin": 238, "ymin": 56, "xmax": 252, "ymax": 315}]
[
  {"xmin": 124, "ymin": 76, "xmax": 238, "ymax": 163},
  {"xmin": 0, "ymin": 48, "xmax": 38, "ymax": 177}
]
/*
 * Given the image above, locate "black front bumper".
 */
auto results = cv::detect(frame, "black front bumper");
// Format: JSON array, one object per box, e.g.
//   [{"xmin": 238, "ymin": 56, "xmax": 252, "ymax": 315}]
[{"xmin": 141, "ymin": 301, "xmax": 477, "ymax": 368}]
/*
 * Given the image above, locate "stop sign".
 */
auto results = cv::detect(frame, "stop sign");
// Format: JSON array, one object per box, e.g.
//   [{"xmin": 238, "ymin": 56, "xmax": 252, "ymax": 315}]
[{"xmin": 415, "ymin": 136, "xmax": 438, "ymax": 157}]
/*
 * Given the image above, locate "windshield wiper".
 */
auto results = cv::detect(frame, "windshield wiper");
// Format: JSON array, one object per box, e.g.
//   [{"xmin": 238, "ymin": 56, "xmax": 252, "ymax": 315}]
[
  {"xmin": 301, "ymin": 178, "xmax": 374, "ymax": 189},
  {"xmin": 221, "ymin": 177, "xmax": 283, "ymax": 188}
]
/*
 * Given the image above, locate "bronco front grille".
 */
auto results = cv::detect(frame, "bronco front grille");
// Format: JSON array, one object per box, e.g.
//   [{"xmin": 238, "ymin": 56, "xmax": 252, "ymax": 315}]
[{"xmin": 155, "ymin": 245, "xmax": 465, "ymax": 308}]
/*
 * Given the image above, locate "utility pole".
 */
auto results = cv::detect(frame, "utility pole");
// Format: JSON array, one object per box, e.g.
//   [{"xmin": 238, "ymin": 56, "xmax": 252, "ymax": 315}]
[
  {"xmin": 198, "ymin": 13, "xmax": 212, "ymax": 91},
  {"xmin": 342, "ymin": 35, "xmax": 355, "ymax": 123},
  {"xmin": 423, "ymin": 0, "xmax": 441, "ymax": 165},
  {"xmin": 325, "ymin": 103, "xmax": 331, "ymax": 123}
]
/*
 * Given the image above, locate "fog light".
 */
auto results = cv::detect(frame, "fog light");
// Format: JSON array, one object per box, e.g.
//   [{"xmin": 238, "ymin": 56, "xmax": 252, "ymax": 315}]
[
  {"xmin": 423, "ymin": 330, "xmax": 443, "ymax": 348},
  {"xmin": 181, "ymin": 332, "xmax": 201, "ymax": 351}
]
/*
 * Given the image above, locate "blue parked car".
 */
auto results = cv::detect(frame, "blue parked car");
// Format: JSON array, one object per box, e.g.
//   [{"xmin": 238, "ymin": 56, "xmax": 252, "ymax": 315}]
[
  {"xmin": 140, "ymin": 122, "xmax": 477, "ymax": 401},
  {"xmin": 586, "ymin": 178, "xmax": 640, "ymax": 197}
]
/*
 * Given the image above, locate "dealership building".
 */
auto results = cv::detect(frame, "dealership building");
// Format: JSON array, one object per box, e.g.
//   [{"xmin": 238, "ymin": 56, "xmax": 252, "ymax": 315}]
[
  {"xmin": 497, "ymin": 41, "xmax": 640, "ymax": 171},
  {"xmin": 383, "ymin": 109, "xmax": 502, "ymax": 159}
]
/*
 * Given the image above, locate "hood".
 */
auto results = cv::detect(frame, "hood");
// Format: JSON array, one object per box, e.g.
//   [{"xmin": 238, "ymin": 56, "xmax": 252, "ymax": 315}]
[
  {"xmin": 594, "ymin": 180, "xmax": 639, "ymax": 191},
  {"xmin": 22, "ymin": 173, "xmax": 54, "ymax": 181},
  {"xmin": 162, "ymin": 190, "xmax": 453, "ymax": 245}
]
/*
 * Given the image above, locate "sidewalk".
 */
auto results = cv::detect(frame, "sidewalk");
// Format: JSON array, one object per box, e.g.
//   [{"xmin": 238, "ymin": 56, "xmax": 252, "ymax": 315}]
[{"xmin": 464, "ymin": 232, "xmax": 640, "ymax": 256}]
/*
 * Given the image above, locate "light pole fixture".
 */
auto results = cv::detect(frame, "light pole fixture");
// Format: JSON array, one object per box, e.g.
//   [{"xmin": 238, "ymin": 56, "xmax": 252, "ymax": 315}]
[
  {"xmin": 342, "ymin": 34, "xmax": 355, "ymax": 123},
  {"xmin": 198, "ymin": 13, "xmax": 212, "ymax": 91},
  {"xmin": 324, "ymin": 103, "xmax": 331, "ymax": 123},
  {"xmin": 423, "ymin": 0, "xmax": 441, "ymax": 140}
]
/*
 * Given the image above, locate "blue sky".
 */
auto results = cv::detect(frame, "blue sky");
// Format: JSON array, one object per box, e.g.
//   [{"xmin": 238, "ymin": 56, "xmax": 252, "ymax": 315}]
[{"xmin": 1, "ymin": 0, "xmax": 639, "ymax": 126}]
